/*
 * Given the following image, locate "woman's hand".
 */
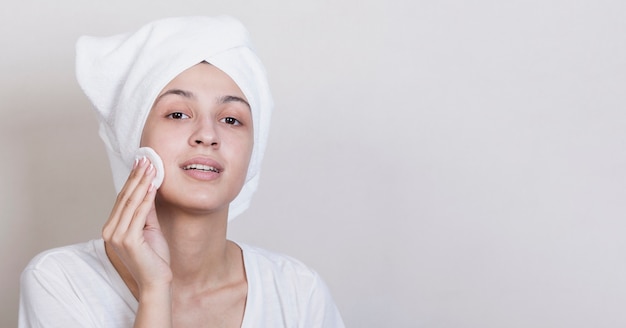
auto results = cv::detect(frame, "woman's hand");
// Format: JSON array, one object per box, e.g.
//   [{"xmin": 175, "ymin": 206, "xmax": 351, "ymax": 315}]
[{"xmin": 102, "ymin": 156, "xmax": 172, "ymax": 292}]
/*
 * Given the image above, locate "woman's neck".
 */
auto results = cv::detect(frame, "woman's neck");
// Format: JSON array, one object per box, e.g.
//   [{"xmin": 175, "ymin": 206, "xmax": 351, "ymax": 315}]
[{"xmin": 156, "ymin": 203, "xmax": 236, "ymax": 288}]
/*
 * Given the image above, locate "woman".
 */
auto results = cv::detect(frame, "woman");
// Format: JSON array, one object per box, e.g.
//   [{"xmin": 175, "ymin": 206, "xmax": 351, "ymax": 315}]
[{"xmin": 19, "ymin": 16, "xmax": 344, "ymax": 327}]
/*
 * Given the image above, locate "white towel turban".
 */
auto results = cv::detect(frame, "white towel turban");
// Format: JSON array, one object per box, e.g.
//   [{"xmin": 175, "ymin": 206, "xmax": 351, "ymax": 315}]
[{"xmin": 76, "ymin": 16, "xmax": 273, "ymax": 220}]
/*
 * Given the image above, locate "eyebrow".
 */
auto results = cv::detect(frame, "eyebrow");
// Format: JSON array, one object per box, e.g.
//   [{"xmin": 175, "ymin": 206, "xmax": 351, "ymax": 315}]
[
  {"xmin": 154, "ymin": 89, "xmax": 250, "ymax": 109},
  {"xmin": 154, "ymin": 89, "xmax": 195, "ymax": 105},
  {"xmin": 219, "ymin": 95, "xmax": 250, "ymax": 109}
]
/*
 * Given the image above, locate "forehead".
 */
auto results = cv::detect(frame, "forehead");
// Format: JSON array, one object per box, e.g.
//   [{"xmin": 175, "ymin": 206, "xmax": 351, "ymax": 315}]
[{"xmin": 158, "ymin": 62, "xmax": 247, "ymax": 99}]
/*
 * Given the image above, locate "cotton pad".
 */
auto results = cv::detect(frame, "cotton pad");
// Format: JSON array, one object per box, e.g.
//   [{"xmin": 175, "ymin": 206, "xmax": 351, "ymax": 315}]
[{"xmin": 134, "ymin": 147, "xmax": 165, "ymax": 189}]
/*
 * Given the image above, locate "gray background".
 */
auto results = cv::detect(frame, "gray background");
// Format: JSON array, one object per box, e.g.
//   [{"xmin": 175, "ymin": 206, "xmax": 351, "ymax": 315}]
[{"xmin": 2, "ymin": 1, "xmax": 625, "ymax": 327}]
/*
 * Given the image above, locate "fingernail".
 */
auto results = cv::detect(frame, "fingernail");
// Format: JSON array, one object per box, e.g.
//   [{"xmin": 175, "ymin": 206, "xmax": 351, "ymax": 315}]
[
  {"xmin": 147, "ymin": 164, "xmax": 154, "ymax": 173},
  {"xmin": 133, "ymin": 158, "xmax": 139, "ymax": 169},
  {"xmin": 148, "ymin": 182, "xmax": 156, "ymax": 192}
]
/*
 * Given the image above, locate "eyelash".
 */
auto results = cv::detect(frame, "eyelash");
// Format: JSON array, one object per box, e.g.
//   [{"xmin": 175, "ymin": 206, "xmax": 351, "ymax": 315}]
[
  {"xmin": 167, "ymin": 112, "xmax": 190, "ymax": 120},
  {"xmin": 221, "ymin": 117, "xmax": 241, "ymax": 126},
  {"xmin": 166, "ymin": 112, "xmax": 241, "ymax": 126}
]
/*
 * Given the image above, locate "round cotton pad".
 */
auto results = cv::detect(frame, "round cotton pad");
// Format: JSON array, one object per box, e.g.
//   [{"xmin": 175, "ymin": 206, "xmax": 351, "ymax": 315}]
[{"xmin": 134, "ymin": 147, "xmax": 165, "ymax": 189}]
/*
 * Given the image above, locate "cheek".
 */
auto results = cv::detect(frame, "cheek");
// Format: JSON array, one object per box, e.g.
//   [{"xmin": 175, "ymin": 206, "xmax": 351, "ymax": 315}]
[
  {"xmin": 242, "ymin": 134, "xmax": 254, "ymax": 165},
  {"xmin": 140, "ymin": 129, "xmax": 180, "ymax": 174},
  {"xmin": 227, "ymin": 134, "xmax": 254, "ymax": 176},
  {"xmin": 140, "ymin": 135, "xmax": 169, "ymax": 160},
  {"xmin": 141, "ymin": 121, "xmax": 179, "ymax": 149},
  {"xmin": 140, "ymin": 114, "xmax": 158, "ymax": 145}
]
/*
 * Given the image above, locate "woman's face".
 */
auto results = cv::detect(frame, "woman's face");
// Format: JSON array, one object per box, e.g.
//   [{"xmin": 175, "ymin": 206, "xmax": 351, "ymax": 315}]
[{"xmin": 140, "ymin": 63, "xmax": 253, "ymax": 215}]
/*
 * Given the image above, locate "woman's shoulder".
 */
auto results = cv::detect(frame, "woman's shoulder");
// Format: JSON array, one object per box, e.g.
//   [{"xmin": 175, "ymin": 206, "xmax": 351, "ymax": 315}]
[
  {"xmin": 19, "ymin": 239, "xmax": 138, "ymax": 327},
  {"xmin": 234, "ymin": 242, "xmax": 346, "ymax": 327},
  {"xmin": 22, "ymin": 239, "xmax": 106, "ymax": 278},
  {"xmin": 20, "ymin": 238, "xmax": 133, "ymax": 307}
]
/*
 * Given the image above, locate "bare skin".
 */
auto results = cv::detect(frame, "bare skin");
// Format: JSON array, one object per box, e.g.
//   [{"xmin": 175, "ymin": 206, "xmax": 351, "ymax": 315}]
[{"xmin": 102, "ymin": 63, "xmax": 254, "ymax": 327}]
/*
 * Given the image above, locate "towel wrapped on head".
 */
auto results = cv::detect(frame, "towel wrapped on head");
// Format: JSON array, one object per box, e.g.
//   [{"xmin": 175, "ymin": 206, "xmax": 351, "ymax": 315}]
[{"xmin": 76, "ymin": 16, "xmax": 273, "ymax": 220}]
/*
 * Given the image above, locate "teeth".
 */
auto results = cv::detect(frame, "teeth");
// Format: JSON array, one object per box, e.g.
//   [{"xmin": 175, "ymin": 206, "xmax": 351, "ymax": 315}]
[{"xmin": 184, "ymin": 164, "xmax": 219, "ymax": 172}]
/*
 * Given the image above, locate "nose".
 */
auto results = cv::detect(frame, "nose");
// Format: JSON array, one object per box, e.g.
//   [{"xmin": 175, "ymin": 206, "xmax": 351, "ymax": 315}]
[{"xmin": 189, "ymin": 119, "xmax": 219, "ymax": 147}]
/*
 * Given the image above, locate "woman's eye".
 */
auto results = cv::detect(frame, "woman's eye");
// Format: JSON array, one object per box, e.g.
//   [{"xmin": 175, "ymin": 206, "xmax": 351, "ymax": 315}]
[
  {"xmin": 167, "ymin": 112, "xmax": 190, "ymax": 120},
  {"xmin": 222, "ymin": 117, "xmax": 241, "ymax": 125}
]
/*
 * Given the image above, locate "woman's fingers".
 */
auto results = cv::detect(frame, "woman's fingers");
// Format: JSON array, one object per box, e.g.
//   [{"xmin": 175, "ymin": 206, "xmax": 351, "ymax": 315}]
[
  {"xmin": 114, "ymin": 161, "xmax": 156, "ymax": 236},
  {"xmin": 127, "ymin": 181, "xmax": 157, "ymax": 235},
  {"xmin": 104, "ymin": 158, "xmax": 143, "ymax": 229},
  {"xmin": 103, "ymin": 157, "xmax": 156, "ymax": 242}
]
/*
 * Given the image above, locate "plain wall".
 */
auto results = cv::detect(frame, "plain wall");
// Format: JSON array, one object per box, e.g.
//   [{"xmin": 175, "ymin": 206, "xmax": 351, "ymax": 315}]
[{"xmin": 2, "ymin": 1, "xmax": 625, "ymax": 327}]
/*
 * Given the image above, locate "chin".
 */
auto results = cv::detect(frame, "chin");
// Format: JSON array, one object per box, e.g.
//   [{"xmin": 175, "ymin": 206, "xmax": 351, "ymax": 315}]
[{"xmin": 160, "ymin": 189, "xmax": 237, "ymax": 213}]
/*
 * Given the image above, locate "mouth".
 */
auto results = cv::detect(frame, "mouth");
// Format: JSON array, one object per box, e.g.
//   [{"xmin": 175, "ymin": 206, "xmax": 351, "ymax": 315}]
[{"xmin": 183, "ymin": 163, "xmax": 221, "ymax": 173}]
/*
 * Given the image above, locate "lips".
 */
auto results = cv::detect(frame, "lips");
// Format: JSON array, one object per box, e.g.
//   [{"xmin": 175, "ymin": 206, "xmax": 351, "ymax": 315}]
[
  {"xmin": 180, "ymin": 157, "xmax": 224, "ymax": 178},
  {"xmin": 183, "ymin": 163, "xmax": 220, "ymax": 173}
]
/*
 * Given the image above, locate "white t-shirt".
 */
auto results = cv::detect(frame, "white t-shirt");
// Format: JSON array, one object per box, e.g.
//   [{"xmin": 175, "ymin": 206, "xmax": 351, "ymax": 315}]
[{"xmin": 19, "ymin": 239, "xmax": 345, "ymax": 327}]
